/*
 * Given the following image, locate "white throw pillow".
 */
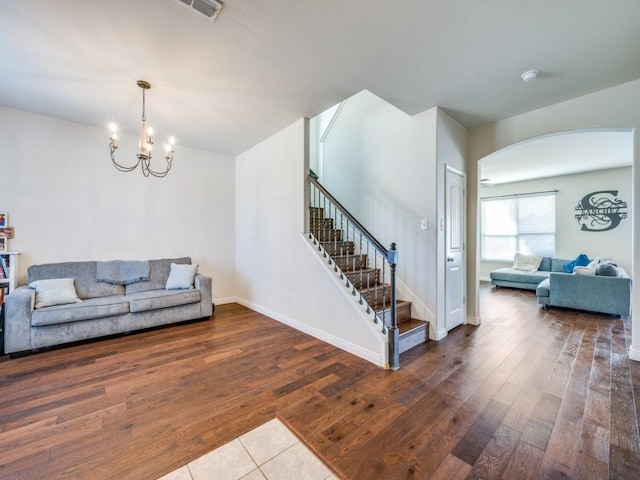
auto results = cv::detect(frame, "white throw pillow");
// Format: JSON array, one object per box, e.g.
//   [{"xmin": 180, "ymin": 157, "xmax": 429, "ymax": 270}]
[
  {"xmin": 574, "ymin": 258, "xmax": 599, "ymax": 276},
  {"xmin": 512, "ymin": 253, "xmax": 543, "ymax": 272},
  {"xmin": 165, "ymin": 263, "xmax": 199, "ymax": 290},
  {"xmin": 29, "ymin": 278, "xmax": 82, "ymax": 309}
]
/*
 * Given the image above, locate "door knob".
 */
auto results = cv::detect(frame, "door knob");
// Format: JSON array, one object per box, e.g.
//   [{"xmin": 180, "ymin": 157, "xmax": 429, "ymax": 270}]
[{"xmin": 447, "ymin": 257, "xmax": 454, "ymax": 262}]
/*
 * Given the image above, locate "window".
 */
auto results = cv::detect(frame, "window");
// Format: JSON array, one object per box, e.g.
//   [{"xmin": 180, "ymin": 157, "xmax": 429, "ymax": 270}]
[{"xmin": 481, "ymin": 192, "xmax": 556, "ymax": 261}]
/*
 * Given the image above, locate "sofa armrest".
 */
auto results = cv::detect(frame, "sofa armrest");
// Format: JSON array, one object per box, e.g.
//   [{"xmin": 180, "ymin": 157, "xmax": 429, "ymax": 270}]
[
  {"xmin": 549, "ymin": 272, "xmax": 631, "ymax": 316},
  {"xmin": 194, "ymin": 274, "xmax": 213, "ymax": 317},
  {"xmin": 5, "ymin": 286, "xmax": 35, "ymax": 353}
]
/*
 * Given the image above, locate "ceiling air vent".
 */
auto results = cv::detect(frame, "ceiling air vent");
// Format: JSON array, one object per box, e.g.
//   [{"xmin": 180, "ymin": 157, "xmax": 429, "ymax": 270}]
[{"xmin": 176, "ymin": 0, "xmax": 223, "ymax": 21}]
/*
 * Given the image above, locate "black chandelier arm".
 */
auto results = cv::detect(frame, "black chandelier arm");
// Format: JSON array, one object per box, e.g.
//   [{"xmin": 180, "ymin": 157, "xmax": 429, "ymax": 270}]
[
  {"xmin": 110, "ymin": 144, "xmax": 141, "ymax": 172},
  {"xmin": 110, "ymin": 142, "xmax": 173, "ymax": 177},
  {"xmin": 140, "ymin": 155, "xmax": 173, "ymax": 178}
]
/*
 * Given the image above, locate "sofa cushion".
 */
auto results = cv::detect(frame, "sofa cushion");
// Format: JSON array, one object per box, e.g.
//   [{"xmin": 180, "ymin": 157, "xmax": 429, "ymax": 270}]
[
  {"xmin": 28, "ymin": 261, "xmax": 125, "ymax": 299},
  {"xmin": 536, "ymin": 278, "xmax": 550, "ymax": 297},
  {"xmin": 29, "ymin": 278, "xmax": 82, "ymax": 309},
  {"xmin": 128, "ymin": 289, "xmax": 201, "ymax": 313},
  {"xmin": 125, "ymin": 257, "xmax": 192, "ymax": 294},
  {"xmin": 551, "ymin": 258, "xmax": 571, "ymax": 272},
  {"xmin": 490, "ymin": 268, "xmax": 550, "ymax": 285},
  {"xmin": 31, "ymin": 295, "xmax": 130, "ymax": 326},
  {"xmin": 538, "ymin": 256, "xmax": 552, "ymax": 272}
]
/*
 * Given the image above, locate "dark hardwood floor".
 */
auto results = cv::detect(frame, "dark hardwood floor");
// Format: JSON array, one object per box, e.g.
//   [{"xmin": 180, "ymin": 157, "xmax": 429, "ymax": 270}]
[{"xmin": 1, "ymin": 283, "xmax": 639, "ymax": 479}]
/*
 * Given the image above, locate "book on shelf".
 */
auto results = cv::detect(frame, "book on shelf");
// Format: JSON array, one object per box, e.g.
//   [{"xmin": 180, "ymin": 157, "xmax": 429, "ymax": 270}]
[{"xmin": 0, "ymin": 255, "xmax": 6, "ymax": 279}]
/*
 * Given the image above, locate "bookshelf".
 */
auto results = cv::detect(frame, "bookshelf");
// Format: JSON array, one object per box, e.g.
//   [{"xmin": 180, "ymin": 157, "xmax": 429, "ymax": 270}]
[
  {"xmin": 0, "ymin": 252, "xmax": 20, "ymax": 294},
  {"xmin": 1, "ymin": 252, "xmax": 19, "ymax": 354}
]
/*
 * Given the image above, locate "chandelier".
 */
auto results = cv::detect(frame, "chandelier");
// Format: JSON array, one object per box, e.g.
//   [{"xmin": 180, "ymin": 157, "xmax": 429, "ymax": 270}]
[{"xmin": 108, "ymin": 80, "xmax": 175, "ymax": 178}]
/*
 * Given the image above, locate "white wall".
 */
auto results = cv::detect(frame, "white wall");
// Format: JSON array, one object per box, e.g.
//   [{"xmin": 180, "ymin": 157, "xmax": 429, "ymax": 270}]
[
  {"xmin": 235, "ymin": 118, "xmax": 384, "ymax": 365},
  {"xmin": 0, "ymin": 106, "xmax": 236, "ymax": 301},
  {"xmin": 320, "ymin": 91, "xmax": 438, "ymax": 326},
  {"xmin": 318, "ymin": 91, "xmax": 468, "ymax": 339},
  {"xmin": 479, "ymin": 167, "xmax": 633, "ymax": 279},
  {"xmin": 436, "ymin": 109, "xmax": 468, "ymax": 331},
  {"xmin": 466, "ymin": 78, "xmax": 640, "ymax": 362}
]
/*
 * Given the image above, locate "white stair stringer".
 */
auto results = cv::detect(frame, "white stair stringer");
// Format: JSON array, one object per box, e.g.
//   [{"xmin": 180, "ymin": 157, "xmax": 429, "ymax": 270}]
[{"xmin": 302, "ymin": 233, "xmax": 390, "ymax": 367}]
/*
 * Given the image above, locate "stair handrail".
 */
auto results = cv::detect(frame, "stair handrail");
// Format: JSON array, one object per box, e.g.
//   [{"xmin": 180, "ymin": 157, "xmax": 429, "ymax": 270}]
[
  {"xmin": 308, "ymin": 175, "xmax": 387, "ymax": 256},
  {"xmin": 308, "ymin": 174, "xmax": 400, "ymax": 369}
]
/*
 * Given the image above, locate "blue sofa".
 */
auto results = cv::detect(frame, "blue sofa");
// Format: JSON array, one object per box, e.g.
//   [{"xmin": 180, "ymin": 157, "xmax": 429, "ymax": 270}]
[
  {"xmin": 490, "ymin": 256, "xmax": 568, "ymax": 290},
  {"xmin": 536, "ymin": 269, "xmax": 631, "ymax": 316},
  {"xmin": 490, "ymin": 256, "xmax": 632, "ymax": 316}
]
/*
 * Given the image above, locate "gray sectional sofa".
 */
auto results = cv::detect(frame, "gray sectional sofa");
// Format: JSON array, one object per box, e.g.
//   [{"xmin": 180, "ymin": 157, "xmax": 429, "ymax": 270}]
[
  {"xmin": 4, "ymin": 257, "xmax": 213, "ymax": 355},
  {"xmin": 490, "ymin": 256, "xmax": 632, "ymax": 316}
]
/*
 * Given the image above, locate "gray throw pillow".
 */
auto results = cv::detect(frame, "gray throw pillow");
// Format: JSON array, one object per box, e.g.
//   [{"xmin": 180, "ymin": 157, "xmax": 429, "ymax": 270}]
[
  {"xmin": 165, "ymin": 263, "xmax": 199, "ymax": 289},
  {"xmin": 596, "ymin": 262, "xmax": 620, "ymax": 277}
]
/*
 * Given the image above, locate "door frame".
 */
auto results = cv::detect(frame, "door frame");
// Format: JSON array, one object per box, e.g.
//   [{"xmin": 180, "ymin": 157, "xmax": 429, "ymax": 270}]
[{"xmin": 445, "ymin": 165, "xmax": 469, "ymax": 330}]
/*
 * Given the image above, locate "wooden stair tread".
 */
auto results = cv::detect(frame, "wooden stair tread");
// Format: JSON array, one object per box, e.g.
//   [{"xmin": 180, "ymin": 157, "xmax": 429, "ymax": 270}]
[
  {"xmin": 398, "ymin": 318, "xmax": 428, "ymax": 335},
  {"xmin": 373, "ymin": 298, "xmax": 408, "ymax": 312}
]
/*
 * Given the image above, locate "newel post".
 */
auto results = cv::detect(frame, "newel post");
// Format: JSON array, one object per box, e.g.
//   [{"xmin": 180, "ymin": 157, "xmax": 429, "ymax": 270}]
[{"xmin": 387, "ymin": 243, "xmax": 399, "ymax": 370}]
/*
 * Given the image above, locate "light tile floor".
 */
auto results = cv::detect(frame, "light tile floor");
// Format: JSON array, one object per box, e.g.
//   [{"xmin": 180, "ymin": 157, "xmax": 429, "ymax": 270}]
[{"xmin": 157, "ymin": 418, "xmax": 338, "ymax": 480}]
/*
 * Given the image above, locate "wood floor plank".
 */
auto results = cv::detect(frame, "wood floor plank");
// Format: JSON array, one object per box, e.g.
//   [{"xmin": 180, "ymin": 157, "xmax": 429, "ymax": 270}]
[{"xmin": 0, "ymin": 287, "xmax": 638, "ymax": 479}]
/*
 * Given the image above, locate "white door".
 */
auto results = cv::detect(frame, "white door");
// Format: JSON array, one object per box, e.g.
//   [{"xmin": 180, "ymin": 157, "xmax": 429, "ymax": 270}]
[{"xmin": 445, "ymin": 166, "xmax": 465, "ymax": 331}]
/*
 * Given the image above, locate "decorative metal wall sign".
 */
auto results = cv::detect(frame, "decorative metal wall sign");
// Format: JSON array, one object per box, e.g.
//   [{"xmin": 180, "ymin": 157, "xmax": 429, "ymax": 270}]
[{"xmin": 575, "ymin": 190, "xmax": 628, "ymax": 232}]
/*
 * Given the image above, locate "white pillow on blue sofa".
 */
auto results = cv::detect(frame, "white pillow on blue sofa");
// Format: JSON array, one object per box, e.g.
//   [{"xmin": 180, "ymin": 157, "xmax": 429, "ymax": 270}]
[
  {"xmin": 29, "ymin": 278, "xmax": 83, "ymax": 309},
  {"xmin": 574, "ymin": 258, "xmax": 599, "ymax": 276},
  {"xmin": 512, "ymin": 253, "xmax": 543, "ymax": 272},
  {"xmin": 165, "ymin": 263, "xmax": 199, "ymax": 290}
]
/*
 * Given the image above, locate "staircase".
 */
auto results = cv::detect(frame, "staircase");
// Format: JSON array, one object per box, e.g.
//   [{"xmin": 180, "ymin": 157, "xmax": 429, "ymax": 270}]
[{"xmin": 309, "ymin": 206, "xmax": 429, "ymax": 358}]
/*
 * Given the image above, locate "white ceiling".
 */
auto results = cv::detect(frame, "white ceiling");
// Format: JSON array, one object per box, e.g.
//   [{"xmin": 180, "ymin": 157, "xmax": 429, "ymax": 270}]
[
  {"xmin": 1, "ymin": 1, "xmax": 640, "ymax": 156},
  {"xmin": 480, "ymin": 129, "xmax": 634, "ymax": 185}
]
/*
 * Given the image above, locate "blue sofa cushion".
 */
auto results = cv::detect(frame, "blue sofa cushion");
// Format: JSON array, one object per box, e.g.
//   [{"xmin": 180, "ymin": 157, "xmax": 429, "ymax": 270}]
[
  {"xmin": 539, "ymin": 257, "xmax": 551, "ymax": 272},
  {"xmin": 490, "ymin": 268, "xmax": 550, "ymax": 285},
  {"xmin": 563, "ymin": 254, "xmax": 591, "ymax": 273}
]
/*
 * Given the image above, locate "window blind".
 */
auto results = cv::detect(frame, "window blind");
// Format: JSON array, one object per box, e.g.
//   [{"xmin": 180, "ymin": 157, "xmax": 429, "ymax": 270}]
[{"xmin": 481, "ymin": 192, "xmax": 556, "ymax": 261}]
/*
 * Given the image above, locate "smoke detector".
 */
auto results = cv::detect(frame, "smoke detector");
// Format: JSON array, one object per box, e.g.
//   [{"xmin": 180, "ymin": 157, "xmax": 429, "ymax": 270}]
[
  {"xmin": 521, "ymin": 69, "xmax": 539, "ymax": 82},
  {"xmin": 175, "ymin": 0, "xmax": 223, "ymax": 21}
]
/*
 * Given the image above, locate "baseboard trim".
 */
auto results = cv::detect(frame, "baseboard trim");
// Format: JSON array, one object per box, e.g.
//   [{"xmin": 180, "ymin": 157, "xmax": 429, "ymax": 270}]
[
  {"xmin": 629, "ymin": 344, "xmax": 640, "ymax": 362},
  {"xmin": 234, "ymin": 297, "xmax": 384, "ymax": 367},
  {"xmin": 432, "ymin": 327, "xmax": 448, "ymax": 341},
  {"xmin": 213, "ymin": 296, "xmax": 236, "ymax": 305},
  {"xmin": 466, "ymin": 316, "xmax": 481, "ymax": 326}
]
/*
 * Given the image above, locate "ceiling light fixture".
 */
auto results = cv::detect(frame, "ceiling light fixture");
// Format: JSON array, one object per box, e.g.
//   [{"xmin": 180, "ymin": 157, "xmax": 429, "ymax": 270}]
[
  {"xmin": 521, "ymin": 69, "xmax": 539, "ymax": 82},
  {"xmin": 108, "ymin": 80, "xmax": 175, "ymax": 178}
]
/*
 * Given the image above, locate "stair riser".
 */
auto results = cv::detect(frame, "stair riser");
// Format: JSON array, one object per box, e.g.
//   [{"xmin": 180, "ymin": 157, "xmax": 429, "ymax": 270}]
[
  {"xmin": 321, "ymin": 243, "xmax": 355, "ymax": 256},
  {"xmin": 309, "ymin": 218, "xmax": 334, "ymax": 229},
  {"xmin": 345, "ymin": 270, "xmax": 378, "ymax": 289},
  {"xmin": 361, "ymin": 285, "xmax": 390, "ymax": 303},
  {"xmin": 333, "ymin": 255, "xmax": 368, "ymax": 272},
  {"xmin": 311, "ymin": 230, "xmax": 342, "ymax": 241},
  {"xmin": 377, "ymin": 303, "xmax": 412, "ymax": 324},
  {"xmin": 399, "ymin": 325, "xmax": 429, "ymax": 353}
]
